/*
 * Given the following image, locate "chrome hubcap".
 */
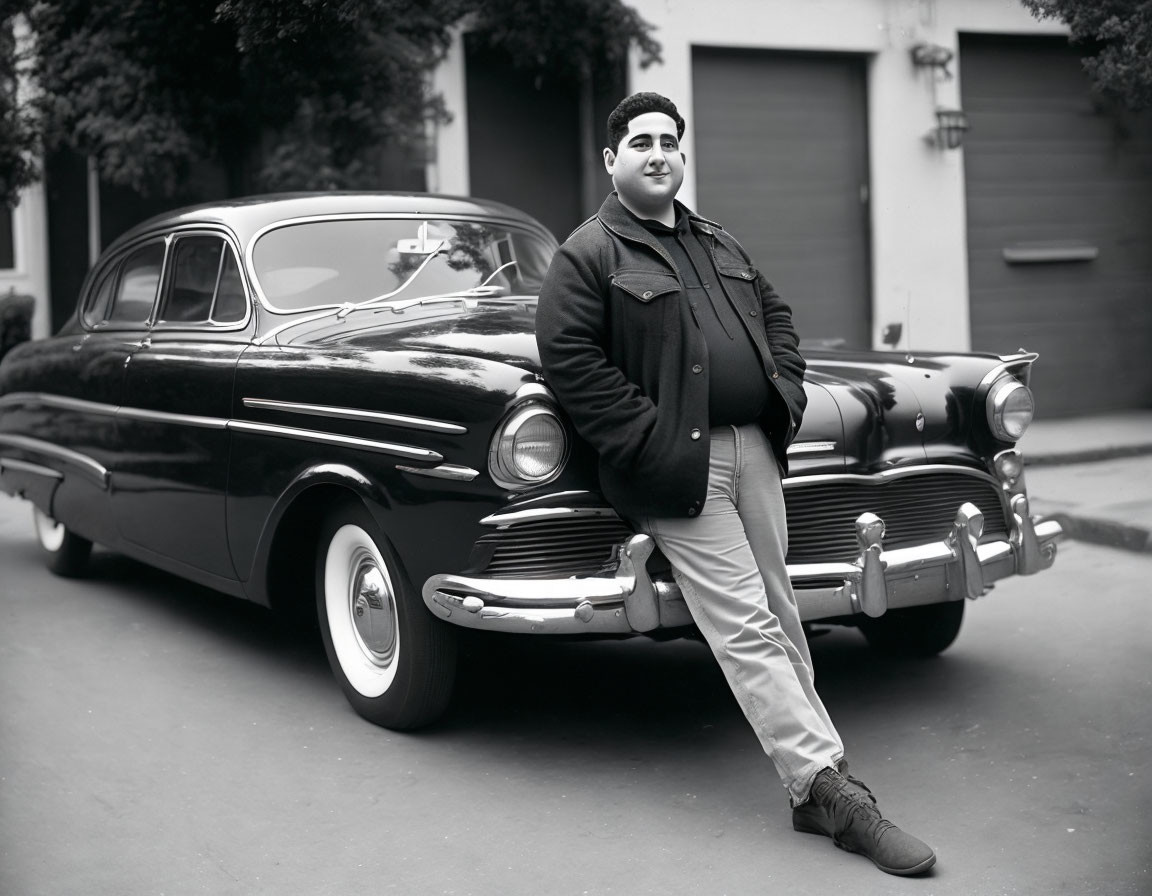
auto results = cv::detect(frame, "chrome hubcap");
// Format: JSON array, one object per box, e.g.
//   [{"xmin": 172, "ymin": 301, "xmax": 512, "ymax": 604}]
[{"xmin": 350, "ymin": 551, "xmax": 396, "ymax": 664}]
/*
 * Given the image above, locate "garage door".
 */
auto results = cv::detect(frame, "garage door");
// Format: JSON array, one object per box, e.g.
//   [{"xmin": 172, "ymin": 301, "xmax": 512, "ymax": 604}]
[
  {"xmin": 962, "ymin": 34, "xmax": 1152, "ymax": 416},
  {"xmin": 692, "ymin": 48, "xmax": 871, "ymax": 347}
]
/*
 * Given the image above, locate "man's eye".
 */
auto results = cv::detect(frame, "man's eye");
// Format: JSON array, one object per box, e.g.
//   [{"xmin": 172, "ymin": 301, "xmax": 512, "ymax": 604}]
[{"xmin": 663, "ymin": 141, "xmax": 678, "ymax": 150}]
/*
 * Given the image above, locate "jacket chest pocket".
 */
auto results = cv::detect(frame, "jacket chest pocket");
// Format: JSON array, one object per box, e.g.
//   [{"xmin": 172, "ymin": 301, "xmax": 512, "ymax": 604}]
[
  {"xmin": 611, "ymin": 270, "xmax": 681, "ymax": 304},
  {"xmin": 716, "ymin": 263, "xmax": 760, "ymax": 315}
]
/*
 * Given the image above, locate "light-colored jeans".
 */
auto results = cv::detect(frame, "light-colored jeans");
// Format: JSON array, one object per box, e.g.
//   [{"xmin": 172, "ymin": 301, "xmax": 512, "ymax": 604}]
[{"xmin": 634, "ymin": 423, "xmax": 844, "ymax": 804}]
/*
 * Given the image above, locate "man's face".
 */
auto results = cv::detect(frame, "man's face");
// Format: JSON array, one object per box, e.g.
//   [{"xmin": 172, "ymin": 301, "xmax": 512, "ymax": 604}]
[{"xmin": 604, "ymin": 111, "xmax": 685, "ymax": 219}]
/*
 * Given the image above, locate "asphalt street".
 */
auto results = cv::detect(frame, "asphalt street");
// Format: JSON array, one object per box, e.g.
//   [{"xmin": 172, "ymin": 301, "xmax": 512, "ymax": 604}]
[{"xmin": 0, "ymin": 491, "xmax": 1149, "ymax": 896}]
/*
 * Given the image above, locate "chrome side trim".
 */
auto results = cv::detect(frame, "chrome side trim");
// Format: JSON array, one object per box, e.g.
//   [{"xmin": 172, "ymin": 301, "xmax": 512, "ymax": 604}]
[
  {"xmin": 0, "ymin": 435, "xmax": 109, "ymax": 488},
  {"xmin": 501, "ymin": 489, "xmax": 598, "ymax": 506},
  {"xmin": 0, "ymin": 392, "xmax": 446, "ymax": 462},
  {"xmin": 0, "ymin": 456, "xmax": 63, "ymax": 480},
  {"xmin": 242, "ymin": 398, "xmax": 467, "ymax": 434},
  {"xmin": 396, "ymin": 463, "xmax": 479, "ymax": 481},
  {"xmin": 117, "ymin": 406, "xmax": 228, "ymax": 429},
  {"xmin": 787, "ymin": 440, "xmax": 837, "ymax": 455},
  {"xmin": 227, "ymin": 420, "xmax": 442, "ymax": 462},
  {"xmin": 0, "ymin": 392, "xmax": 118, "ymax": 417},
  {"xmin": 479, "ymin": 505, "xmax": 621, "ymax": 527},
  {"xmin": 782, "ymin": 463, "xmax": 998, "ymax": 490}
]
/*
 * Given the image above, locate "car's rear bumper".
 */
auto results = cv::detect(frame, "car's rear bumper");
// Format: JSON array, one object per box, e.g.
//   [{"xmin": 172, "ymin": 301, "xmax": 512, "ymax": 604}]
[{"xmin": 421, "ymin": 488, "xmax": 1064, "ymax": 636}]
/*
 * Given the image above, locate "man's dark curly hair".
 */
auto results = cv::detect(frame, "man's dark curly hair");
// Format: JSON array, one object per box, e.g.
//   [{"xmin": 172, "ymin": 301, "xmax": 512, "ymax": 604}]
[{"xmin": 606, "ymin": 92, "xmax": 686, "ymax": 152}]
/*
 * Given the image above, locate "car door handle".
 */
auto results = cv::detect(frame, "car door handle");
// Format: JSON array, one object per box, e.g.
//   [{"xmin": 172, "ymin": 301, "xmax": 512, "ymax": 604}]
[{"xmin": 136, "ymin": 337, "xmax": 152, "ymax": 349}]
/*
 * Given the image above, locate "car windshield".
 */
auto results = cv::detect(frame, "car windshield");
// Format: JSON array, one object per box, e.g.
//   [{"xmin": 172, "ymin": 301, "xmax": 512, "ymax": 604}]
[{"xmin": 251, "ymin": 217, "xmax": 556, "ymax": 312}]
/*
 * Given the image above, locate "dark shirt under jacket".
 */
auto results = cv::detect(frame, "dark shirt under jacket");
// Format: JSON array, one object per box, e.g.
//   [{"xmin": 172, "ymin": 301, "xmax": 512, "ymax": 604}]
[{"xmin": 640, "ymin": 209, "xmax": 770, "ymax": 426}]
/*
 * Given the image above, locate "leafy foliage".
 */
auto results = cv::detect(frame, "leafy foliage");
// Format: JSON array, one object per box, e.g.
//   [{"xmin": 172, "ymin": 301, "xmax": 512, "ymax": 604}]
[
  {"xmin": 0, "ymin": 6, "xmax": 38, "ymax": 207},
  {"xmin": 466, "ymin": 0, "xmax": 661, "ymax": 81},
  {"xmin": 1021, "ymin": 0, "xmax": 1152, "ymax": 110},
  {"xmin": 0, "ymin": 0, "xmax": 660, "ymax": 199}
]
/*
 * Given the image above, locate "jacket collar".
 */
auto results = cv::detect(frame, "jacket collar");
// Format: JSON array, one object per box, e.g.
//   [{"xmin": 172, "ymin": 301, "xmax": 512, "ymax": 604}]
[{"xmin": 596, "ymin": 192, "xmax": 721, "ymax": 254}]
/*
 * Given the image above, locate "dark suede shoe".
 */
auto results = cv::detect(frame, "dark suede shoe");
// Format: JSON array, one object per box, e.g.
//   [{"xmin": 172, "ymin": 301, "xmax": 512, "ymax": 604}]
[
  {"xmin": 791, "ymin": 759, "xmax": 876, "ymax": 834},
  {"xmin": 792, "ymin": 767, "xmax": 936, "ymax": 876},
  {"xmin": 835, "ymin": 758, "xmax": 877, "ymax": 805}
]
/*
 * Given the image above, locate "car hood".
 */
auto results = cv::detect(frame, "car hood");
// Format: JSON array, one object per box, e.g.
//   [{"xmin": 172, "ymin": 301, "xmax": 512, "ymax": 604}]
[
  {"xmin": 308, "ymin": 303, "xmax": 543, "ymax": 372},
  {"xmin": 798, "ymin": 349, "xmax": 1008, "ymax": 474},
  {"xmin": 307, "ymin": 307, "xmax": 1007, "ymax": 474}
]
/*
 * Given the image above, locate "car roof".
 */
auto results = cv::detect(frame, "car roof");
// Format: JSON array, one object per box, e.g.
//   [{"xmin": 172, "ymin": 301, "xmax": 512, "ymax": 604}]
[{"xmin": 107, "ymin": 192, "xmax": 555, "ymax": 251}]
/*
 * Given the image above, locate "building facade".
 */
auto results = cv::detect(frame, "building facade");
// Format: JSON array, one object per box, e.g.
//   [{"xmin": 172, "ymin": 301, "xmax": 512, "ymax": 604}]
[
  {"xmin": 432, "ymin": 0, "xmax": 1152, "ymax": 416},
  {"xmin": 10, "ymin": 0, "xmax": 1152, "ymax": 415}
]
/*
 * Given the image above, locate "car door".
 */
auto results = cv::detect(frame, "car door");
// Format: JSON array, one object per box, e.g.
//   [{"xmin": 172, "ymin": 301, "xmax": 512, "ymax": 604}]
[
  {"xmin": 111, "ymin": 230, "xmax": 253, "ymax": 582},
  {"xmin": 4, "ymin": 238, "xmax": 167, "ymax": 547}
]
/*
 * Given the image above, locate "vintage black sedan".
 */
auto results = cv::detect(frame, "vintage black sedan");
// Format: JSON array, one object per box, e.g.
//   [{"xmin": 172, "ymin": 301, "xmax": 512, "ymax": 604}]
[{"xmin": 0, "ymin": 193, "xmax": 1062, "ymax": 729}]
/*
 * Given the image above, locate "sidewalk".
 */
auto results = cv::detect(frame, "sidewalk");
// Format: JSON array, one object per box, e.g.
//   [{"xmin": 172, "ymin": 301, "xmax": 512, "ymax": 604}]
[{"xmin": 1019, "ymin": 410, "xmax": 1152, "ymax": 554}]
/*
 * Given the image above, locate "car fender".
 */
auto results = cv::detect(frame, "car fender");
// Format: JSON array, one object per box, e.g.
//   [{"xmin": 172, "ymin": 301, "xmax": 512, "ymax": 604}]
[{"xmin": 241, "ymin": 461, "xmax": 396, "ymax": 608}]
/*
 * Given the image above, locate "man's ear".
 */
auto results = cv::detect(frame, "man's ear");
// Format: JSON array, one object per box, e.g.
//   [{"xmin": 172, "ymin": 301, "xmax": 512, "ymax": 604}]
[{"xmin": 603, "ymin": 147, "xmax": 616, "ymax": 175}]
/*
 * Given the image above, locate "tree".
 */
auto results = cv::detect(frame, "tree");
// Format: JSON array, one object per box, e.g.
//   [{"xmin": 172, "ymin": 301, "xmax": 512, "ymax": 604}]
[
  {"xmin": 0, "ymin": 0, "xmax": 660, "ymax": 200},
  {"xmin": 0, "ymin": 6, "xmax": 38, "ymax": 207},
  {"xmin": 466, "ymin": 0, "xmax": 660, "ymax": 83},
  {"xmin": 1021, "ymin": 0, "xmax": 1152, "ymax": 111}
]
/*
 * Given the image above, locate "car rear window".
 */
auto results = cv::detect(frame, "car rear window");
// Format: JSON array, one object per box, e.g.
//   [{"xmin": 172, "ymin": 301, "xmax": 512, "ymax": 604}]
[
  {"xmin": 251, "ymin": 218, "xmax": 555, "ymax": 312},
  {"xmin": 107, "ymin": 242, "xmax": 165, "ymax": 323}
]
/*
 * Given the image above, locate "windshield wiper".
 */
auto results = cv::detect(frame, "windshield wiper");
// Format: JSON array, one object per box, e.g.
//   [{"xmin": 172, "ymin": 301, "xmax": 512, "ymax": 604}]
[
  {"xmin": 377, "ymin": 260, "xmax": 523, "ymax": 313},
  {"xmin": 381, "ymin": 286, "xmax": 514, "ymax": 314}
]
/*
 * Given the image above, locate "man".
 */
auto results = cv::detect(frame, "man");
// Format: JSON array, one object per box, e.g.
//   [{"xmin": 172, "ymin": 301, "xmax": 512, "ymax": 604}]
[{"xmin": 536, "ymin": 92, "xmax": 936, "ymax": 876}]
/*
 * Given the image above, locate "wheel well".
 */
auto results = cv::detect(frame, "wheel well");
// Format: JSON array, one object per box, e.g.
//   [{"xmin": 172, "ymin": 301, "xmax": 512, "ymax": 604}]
[{"xmin": 265, "ymin": 485, "xmax": 363, "ymax": 624}]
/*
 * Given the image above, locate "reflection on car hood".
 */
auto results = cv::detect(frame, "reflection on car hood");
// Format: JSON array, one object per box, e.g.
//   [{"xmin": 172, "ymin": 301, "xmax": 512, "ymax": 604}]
[
  {"xmin": 800, "ymin": 349, "xmax": 1006, "ymax": 474},
  {"xmin": 307, "ymin": 307, "xmax": 1006, "ymax": 474},
  {"xmin": 309, "ymin": 303, "xmax": 544, "ymax": 372}
]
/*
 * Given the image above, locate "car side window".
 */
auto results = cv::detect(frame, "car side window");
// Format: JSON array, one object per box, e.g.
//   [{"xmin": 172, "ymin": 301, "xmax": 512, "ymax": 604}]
[
  {"xmin": 82, "ymin": 266, "xmax": 116, "ymax": 327},
  {"xmin": 163, "ymin": 236, "xmax": 218, "ymax": 323},
  {"xmin": 159, "ymin": 235, "xmax": 248, "ymax": 326},
  {"xmin": 107, "ymin": 242, "xmax": 165, "ymax": 323},
  {"xmin": 212, "ymin": 246, "xmax": 247, "ymax": 323}
]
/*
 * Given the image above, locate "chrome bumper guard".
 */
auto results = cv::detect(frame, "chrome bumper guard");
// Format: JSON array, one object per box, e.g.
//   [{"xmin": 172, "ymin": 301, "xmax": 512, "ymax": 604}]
[{"xmin": 422, "ymin": 455, "xmax": 1063, "ymax": 636}]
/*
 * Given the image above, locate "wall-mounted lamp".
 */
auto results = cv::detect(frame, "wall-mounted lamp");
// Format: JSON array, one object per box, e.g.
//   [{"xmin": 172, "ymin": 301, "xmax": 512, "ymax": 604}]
[
  {"xmin": 926, "ymin": 108, "xmax": 970, "ymax": 150},
  {"xmin": 910, "ymin": 42, "xmax": 954, "ymax": 77}
]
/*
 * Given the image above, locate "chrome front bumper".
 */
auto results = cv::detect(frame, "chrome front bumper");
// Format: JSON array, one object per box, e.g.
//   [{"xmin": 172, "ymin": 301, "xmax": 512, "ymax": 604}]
[
  {"xmin": 421, "ymin": 453, "xmax": 1059, "ymax": 635},
  {"xmin": 422, "ymin": 486, "xmax": 1064, "ymax": 636}
]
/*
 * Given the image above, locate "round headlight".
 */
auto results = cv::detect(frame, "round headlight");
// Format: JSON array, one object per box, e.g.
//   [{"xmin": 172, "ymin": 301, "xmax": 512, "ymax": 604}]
[
  {"xmin": 987, "ymin": 376, "xmax": 1034, "ymax": 441},
  {"xmin": 489, "ymin": 403, "xmax": 568, "ymax": 489}
]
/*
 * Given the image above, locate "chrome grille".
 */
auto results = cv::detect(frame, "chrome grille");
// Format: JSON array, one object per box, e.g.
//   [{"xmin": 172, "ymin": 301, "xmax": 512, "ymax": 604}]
[
  {"xmin": 471, "ymin": 517, "xmax": 634, "ymax": 578},
  {"xmin": 785, "ymin": 472, "xmax": 1008, "ymax": 564},
  {"xmin": 472, "ymin": 471, "xmax": 1009, "ymax": 578}
]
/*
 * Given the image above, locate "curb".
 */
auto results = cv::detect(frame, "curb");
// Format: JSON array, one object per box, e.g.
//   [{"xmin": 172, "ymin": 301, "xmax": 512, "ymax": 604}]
[
  {"xmin": 1024, "ymin": 443, "xmax": 1152, "ymax": 467},
  {"xmin": 1040, "ymin": 512, "xmax": 1152, "ymax": 555}
]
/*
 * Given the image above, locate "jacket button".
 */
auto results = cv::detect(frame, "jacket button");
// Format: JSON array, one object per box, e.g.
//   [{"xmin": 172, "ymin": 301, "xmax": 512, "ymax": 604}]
[
  {"xmin": 772, "ymin": 371, "xmax": 780, "ymax": 379},
  {"xmin": 692, "ymin": 364, "xmax": 703, "ymax": 374},
  {"xmin": 687, "ymin": 508, "xmax": 697, "ymax": 517},
  {"xmin": 690, "ymin": 428, "xmax": 701, "ymax": 440},
  {"xmin": 642, "ymin": 290, "xmax": 653, "ymax": 298},
  {"xmin": 750, "ymin": 309, "xmax": 758, "ymax": 316}
]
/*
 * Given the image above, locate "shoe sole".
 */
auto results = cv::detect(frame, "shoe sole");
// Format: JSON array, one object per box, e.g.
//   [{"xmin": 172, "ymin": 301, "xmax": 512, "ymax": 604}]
[{"xmin": 793, "ymin": 821, "xmax": 937, "ymax": 876}]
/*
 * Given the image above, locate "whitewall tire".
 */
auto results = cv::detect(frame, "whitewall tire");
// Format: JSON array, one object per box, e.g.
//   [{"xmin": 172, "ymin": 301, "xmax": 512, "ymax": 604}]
[
  {"xmin": 315, "ymin": 503, "xmax": 456, "ymax": 729},
  {"xmin": 32, "ymin": 507, "xmax": 92, "ymax": 578}
]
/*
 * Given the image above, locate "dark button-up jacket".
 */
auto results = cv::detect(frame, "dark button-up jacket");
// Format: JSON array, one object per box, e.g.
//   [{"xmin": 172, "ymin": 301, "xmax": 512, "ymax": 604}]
[{"xmin": 536, "ymin": 193, "xmax": 807, "ymax": 519}]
